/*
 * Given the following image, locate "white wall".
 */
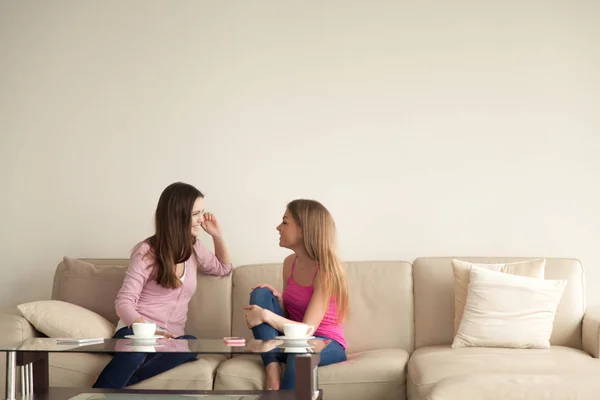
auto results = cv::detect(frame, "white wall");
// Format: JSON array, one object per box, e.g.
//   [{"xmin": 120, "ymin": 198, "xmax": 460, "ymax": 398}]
[{"xmin": 1, "ymin": 0, "xmax": 599, "ymax": 307}]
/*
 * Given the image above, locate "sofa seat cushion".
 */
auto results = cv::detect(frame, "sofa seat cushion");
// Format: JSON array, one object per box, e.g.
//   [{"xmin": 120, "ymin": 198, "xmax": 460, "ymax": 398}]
[
  {"xmin": 215, "ymin": 349, "xmax": 409, "ymax": 400},
  {"xmin": 49, "ymin": 353, "xmax": 112, "ymax": 387},
  {"xmin": 427, "ymin": 374, "xmax": 600, "ymax": 400},
  {"xmin": 408, "ymin": 345, "xmax": 600, "ymax": 400},
  {"xmin": 49, "ymin": 353, "xmax": 225, "ymax": 390},
  {"xmin": 214, "ymin": 354, "xmax": 264, "ymax": 390}
]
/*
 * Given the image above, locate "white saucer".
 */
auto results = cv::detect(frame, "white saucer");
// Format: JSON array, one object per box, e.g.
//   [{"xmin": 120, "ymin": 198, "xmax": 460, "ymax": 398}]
[
  {"xmin": 127, "ymin": 344, "xmax": 164, "ymax": 353},
  {"xmin": 126, "ymin": 344, "xmax": 164, "ymax": 348},
  {"xmin": 281, "ymin": 345, "xmax": 315, "ymax": 353},
  {"xmin": 124, "ymin": 335, "xmax": 163, "ymax": 343},
  {"xmin": 274, "ymin": 335, "xmax": 316, "ymax": 346}
]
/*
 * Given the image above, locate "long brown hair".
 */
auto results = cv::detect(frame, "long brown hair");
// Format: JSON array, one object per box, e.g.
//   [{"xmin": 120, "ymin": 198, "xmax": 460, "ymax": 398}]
[
  {"xmin": 146, "ymin": 182, "xmax": 203, "ymax": 289},
  {"xmin": 287, "ymin": 199, "xmax": 349, "ymax": 323}
]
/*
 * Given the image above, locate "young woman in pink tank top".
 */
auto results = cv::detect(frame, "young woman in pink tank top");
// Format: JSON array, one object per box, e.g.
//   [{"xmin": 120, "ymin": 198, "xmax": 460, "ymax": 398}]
[{"xmin": 244, "ymin": 199, "xmax": 349, "ymax": 390}]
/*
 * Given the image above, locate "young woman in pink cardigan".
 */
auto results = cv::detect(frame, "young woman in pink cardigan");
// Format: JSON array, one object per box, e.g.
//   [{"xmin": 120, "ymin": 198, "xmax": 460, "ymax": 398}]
[{"xmin": 93, "ymin": 182, "xmax": 232, "ymax": 388}]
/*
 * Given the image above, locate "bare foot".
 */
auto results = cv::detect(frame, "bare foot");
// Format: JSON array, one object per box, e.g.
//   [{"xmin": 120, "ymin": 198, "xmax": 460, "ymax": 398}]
[{"xmin": 265, "ymin": 362, "xmax": 282, "ymax": 390}]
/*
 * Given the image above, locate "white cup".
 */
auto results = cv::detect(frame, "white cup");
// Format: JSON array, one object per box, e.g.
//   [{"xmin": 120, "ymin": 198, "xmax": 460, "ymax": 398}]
[
  {"xmin": 132, "ymin": 322, "xmax": 156, "ymax": 338},
  {"xmin": 283, "ymin": 323, "xmax": 315, "ymax": 339}
]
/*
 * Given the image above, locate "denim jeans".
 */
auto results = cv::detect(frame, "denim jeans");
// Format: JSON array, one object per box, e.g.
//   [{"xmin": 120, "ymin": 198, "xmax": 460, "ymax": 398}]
[
  {"xmin": 249, "ymin": 287, "xmax": 347, "ymax": 390},
  {"xmin": 92, "ymin": 327, "xmax": 198, "ymax": 388}
]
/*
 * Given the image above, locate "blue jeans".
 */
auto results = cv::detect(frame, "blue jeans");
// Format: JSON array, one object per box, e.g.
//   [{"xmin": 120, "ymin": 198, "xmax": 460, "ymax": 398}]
[
  {"xmin": 93, "ymin": 327, "xmax": 198, "ymax": 388},
  {"xmin": 249, "ymin": 287, "xmax": 347, "ymax": 390}
]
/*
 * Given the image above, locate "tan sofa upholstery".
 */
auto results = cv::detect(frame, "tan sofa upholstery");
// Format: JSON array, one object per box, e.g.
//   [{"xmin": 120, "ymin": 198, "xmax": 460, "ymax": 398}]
[
  {"xmin": 0, "ymin": 307, "xmax": 40, "ymax": 396},
  {"xmin": 1, "ymin": 256, "xmax": 600, "ymax": 400},
  {"xmin": 1, "ymin": 258, "xmax": 230, "ymax": 395},
  {"xmin": 426, "ymin": 374, "xmax": 600, "ymax": 399},
  {"xmin": 215, "ymin": 262, "xmax": 413, "ymax": 400},
  {"xmin": 409, "ymin": 257, "xmax": 600, "ymax": 400}
]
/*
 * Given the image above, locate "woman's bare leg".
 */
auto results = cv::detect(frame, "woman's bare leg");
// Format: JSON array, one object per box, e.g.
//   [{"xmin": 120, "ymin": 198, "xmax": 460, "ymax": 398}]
[{"xmin": 265, "ymin": 362, "xmax": 282, "ymax": 390}]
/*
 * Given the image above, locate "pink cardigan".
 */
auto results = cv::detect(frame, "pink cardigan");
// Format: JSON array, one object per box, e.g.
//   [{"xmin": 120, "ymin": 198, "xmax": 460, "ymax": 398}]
[{"xmin": 115, "ymin": 240, "xmax": 232, "ymax": 337}]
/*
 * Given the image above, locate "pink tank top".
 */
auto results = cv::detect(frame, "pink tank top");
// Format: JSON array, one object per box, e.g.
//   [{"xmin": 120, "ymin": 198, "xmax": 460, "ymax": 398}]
[{"xmin": 281, "ymin": 257, "xmax": 347, "ymax": 349}]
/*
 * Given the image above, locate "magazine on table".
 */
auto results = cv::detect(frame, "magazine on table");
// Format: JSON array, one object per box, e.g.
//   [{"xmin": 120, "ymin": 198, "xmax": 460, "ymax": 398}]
[{"xmin": 56, "ymin": 338, "xmax": 105, "ymax": 345}]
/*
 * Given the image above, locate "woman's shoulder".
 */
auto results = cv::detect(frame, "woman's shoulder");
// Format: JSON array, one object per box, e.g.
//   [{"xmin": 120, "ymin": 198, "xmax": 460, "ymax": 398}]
[
  {"xmin": 282, "ymin": 254, "xmax": 295, "ymax": 279},
  {"xmin": 283, "ymin": 253, "xmax": 296, "ymax": 265},
  {"xmin": 130, "ymin": 241, "xmax": 154, "ymax": 264}
]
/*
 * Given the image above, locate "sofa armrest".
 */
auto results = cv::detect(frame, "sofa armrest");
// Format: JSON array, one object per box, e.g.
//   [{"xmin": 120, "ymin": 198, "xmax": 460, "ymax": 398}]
[
  {"xmin": 0, "ymin": 307, "xmax": 41, "ymax": 342},
  {"xmin": 583, "ymin": 307, "xmax": 600, "ymax": 358},
  {"xmin": 0, "ymin": 308, "xmax": 42, "ymax": 399}
]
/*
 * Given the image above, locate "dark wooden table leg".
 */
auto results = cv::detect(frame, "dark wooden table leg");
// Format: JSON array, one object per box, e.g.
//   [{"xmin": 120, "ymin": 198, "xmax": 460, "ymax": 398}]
[
  {"xmin": 295, "ymin": 353, "xmax": 321, "ymax": 400},
  {"xmin": 16, "ymin": 352, "xmax": 49, "ymax": 394}
]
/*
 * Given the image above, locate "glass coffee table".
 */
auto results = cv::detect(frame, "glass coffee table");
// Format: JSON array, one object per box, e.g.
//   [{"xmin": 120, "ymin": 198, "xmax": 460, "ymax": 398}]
[{"xmin": 1, "ymin": 337, "xmax": 330, "ymax": 400}]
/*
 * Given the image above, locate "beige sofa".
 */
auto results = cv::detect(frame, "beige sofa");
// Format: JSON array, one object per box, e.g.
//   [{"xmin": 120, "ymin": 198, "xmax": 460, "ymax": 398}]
[{"xmin": 1, "ymin": 256, "xmax": 600, "ymax": 400}]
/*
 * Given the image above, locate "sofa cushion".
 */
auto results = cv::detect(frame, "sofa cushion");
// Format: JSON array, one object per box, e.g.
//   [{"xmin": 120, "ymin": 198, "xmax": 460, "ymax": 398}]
[
  {"xmin": 451, "ymin": 258, "xmax": 545, "ymax": 335},
  {"xmin": 17, "ymin": 300, "xmax": 115, "ymax": 338},
  {"xmin": 214, "ymin": 355, "xmax": 264, "ymax": 389},
  {"xmin": 215, "ymin": 349, "xmax": 409, "ymax": 400},
  {"xmin": 413, "ymin": 257, "xmax": 585, "ymax": 349},
  {"xmin": 49, "ymin": 353, "xmax": 112, "ymax": 387},
  {"xmin": 407, "ymin": 345, "xmax": 600, "ymax": 400},
  {"xmin": 319, "ymin": 349, "xmax": 409, "ymax": 400},
  {"xmin": 186, "ymin": 269, "xmax": 233, "ymax": 339},
  {"xmin": 49, "ymin": 353, "xmax": 225, "ymax": 390},
  {"xmin": 426, "ymin": 374, "xmax": 600, "ymax": 400},
  {"xmin": 232, "ymin": 261, "xmax": 414, "ymax": 354},
  {"xmin": 453, "ymin": 266, "xmax": 566, "ymax": 349},
  {"xmin": 53, "ymin": 258, "xmax": 128, "ymax": 324}
]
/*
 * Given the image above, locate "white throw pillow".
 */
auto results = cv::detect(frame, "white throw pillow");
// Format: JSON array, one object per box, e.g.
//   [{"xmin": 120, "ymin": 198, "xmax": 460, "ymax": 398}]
[
  {"xmin": 17, "ymin": 300, "xmax": 115, "ymax": 338},
  {"xmin": 451, "ymin": 259, "xmax": 546, "ymax": 335},
  {"xmin": 452, "ymin": 266, "xmax": 567, "ymax": 349}
]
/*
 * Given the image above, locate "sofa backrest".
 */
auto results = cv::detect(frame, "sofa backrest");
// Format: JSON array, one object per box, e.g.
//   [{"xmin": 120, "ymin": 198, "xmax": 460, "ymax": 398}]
[
  {"xmin": 413, "ymin": 257, "xmax": 585, "ymax": 350},
  {"xmin": 51, "ymin": 257, "xmax": 232, "ymax": 339},
  {"xmin": 52, "ymin": 258, "xmax": 129, "ymax": 324},
  {"xmin": 231, "ymin": 261, "xmax": 415, "ymax": 354}
]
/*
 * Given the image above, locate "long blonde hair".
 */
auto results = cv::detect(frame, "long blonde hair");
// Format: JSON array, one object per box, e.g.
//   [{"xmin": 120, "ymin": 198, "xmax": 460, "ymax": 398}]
[{"xmin": 287, "ymin": 199, "xmax": 349, "ymax": 323}]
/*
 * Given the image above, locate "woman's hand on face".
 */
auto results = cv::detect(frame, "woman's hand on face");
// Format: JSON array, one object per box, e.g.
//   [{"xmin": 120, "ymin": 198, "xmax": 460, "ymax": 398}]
[
  {"xmin": 244, "ymin": 305, "xmax": 266, "ymax": 328},
  {"xmin": 251, "ymin": 284, "xmax": 282, "ymax": 301},
  {"xmin": 201, "ymin": 212, "xmax": 223, "ymax": 238}
]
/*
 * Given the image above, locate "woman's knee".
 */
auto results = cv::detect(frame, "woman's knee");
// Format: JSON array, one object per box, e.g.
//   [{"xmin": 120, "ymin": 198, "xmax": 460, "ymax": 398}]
[
  {"xmin": 249, "ymin": 287, "xmax": 274, "ymax": 305},
  {"xmin": 113, "ymin": 327, "xmax": 133, "ymax": 339}
]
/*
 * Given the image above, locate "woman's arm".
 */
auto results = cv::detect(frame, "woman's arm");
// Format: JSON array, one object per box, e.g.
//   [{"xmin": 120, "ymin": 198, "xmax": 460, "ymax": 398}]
[
  {"xmin": 251, "ymin": 255, "xmax": 293, "ymax": 311},
  {"xmin": 194, "ymin": 239, "xmax": 232, "ymax": 276},
  {"xmin": 115, "ymin": 243, "xmax": 152, "ymax": 326},
  {"xmin": 262, "ymin": 272, "xmax": 329, "ymax": 332},
  {"xmin": 212, "ymin": 236, "xmax": 231, "ymax": 265},
  {"xmin": 195, "ymin": 212, "xmax": 232, "ymax": 275}
]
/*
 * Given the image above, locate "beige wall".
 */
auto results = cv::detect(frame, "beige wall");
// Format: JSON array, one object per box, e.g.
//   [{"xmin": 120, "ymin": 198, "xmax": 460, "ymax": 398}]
[{"xmin": 1, "ymin": 1, "xmax": 599, "ymax": 307}]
